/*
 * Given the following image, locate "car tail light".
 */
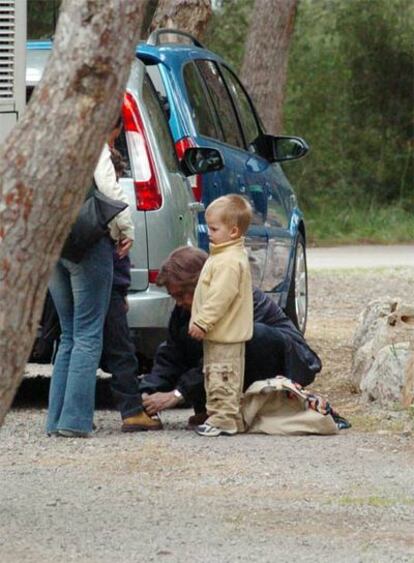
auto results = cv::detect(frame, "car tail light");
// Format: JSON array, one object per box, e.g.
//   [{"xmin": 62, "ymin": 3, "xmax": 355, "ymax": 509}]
[
  {"xmin": 175, "ymin": 136, "xmax": 203, "ymax": 202},
  {"xmin": 148, "ymin": 269, "xmax": 159, "ymax": 284},
  {"xmin": 122, "ymin": 92, "xmax": 162, "ymax": 211}
]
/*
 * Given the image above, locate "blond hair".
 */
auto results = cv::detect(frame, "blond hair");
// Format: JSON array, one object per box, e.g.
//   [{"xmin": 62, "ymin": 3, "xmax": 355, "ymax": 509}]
[{"xmin": 205, "ymin": 195, "xmax": 252, "ymax": 235}]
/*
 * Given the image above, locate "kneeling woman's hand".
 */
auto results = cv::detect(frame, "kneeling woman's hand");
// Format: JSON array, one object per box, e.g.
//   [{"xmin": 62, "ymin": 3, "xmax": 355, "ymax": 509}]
[{"xmin": 142, "ymin": 392, "xmax": 181, "ymax": 416}]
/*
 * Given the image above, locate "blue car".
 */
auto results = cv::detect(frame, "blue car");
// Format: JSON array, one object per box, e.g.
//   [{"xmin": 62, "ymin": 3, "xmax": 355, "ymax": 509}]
[{"xmin": 138, "ymin": 30, "xmax": 309, "ymax": 332}]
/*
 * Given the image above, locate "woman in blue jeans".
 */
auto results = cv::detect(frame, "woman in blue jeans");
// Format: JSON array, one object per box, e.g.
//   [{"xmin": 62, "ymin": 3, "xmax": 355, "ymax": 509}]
[
  {"xmin": 46, "ymin": 121, "xmax": 134, "ymax": 437},
  {"xmin": 46, "ymin": 238, "xmax": 113, "ymax": 436}
]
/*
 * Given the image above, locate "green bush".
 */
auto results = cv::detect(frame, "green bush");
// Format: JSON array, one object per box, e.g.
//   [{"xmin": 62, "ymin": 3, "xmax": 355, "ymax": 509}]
[
  {"xmin": 305, "ymin": 202, "xmax": 414, "ymax": 244},
  {"xmin": 27, "ymin": 0, "xmax": 61, "ymax": 39}
]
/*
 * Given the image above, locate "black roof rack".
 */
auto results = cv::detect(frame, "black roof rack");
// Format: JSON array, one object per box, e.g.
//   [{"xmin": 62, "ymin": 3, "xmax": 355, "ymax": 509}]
[{"xmin": 147, "ymin": 28, "xmax": 205, "ymax": 48}]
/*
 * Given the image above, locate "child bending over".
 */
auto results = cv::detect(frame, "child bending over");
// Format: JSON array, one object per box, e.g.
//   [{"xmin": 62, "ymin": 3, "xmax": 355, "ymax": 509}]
[{"xmin": 189, "ymin": 195, "xmax": 253, "ymax": 437}]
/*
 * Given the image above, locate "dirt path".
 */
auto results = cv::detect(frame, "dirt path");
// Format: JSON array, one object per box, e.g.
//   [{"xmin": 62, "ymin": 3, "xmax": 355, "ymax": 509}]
[{"xmin": 1, "ymin": 267, "xmax": 413, "ymax": 562}]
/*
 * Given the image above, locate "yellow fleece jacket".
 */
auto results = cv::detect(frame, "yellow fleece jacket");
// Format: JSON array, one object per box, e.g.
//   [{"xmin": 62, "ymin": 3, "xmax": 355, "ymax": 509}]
[{"xmin": 191, "ymin": 238, "xmax": 253, "ymax": 343}]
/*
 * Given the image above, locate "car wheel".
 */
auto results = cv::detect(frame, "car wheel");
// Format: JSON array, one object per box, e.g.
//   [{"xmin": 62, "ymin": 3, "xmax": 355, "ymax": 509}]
[{"xmin": 285, "ymin": 233, "xmax": 308, "ymax": 333}]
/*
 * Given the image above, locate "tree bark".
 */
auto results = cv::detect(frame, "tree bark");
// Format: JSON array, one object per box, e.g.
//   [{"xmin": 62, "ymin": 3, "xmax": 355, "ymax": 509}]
[
  {"xmin": 241, "ymin": 0, "xmax": 297, "ymax": 134},
  {"xmin": 150, "ymin": 0, "xmax": 212, "ymax": 41},
  {"xmin": 0, "ymin": 0, "xmax": 146, "ymax": 426}
]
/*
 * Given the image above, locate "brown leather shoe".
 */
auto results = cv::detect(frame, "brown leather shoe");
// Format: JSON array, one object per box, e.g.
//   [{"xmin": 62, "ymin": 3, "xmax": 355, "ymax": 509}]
[
  {"xmin": 186, "ymin": 412, "xmax": 208, "ymax": 429},
  {"xmin": 121, "ymin": 411, "xmax": 163, "ymax": 432}
]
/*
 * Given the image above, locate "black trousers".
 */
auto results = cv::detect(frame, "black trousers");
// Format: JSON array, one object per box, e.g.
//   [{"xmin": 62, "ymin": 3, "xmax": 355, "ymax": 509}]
[{"xmin": 101, "ymin": 288, "xmax": 142, "ymax": 418}]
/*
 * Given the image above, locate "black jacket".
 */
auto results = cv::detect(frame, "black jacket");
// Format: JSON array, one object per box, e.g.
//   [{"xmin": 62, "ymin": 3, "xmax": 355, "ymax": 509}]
[{"xmin": 140, "ymin": 288, "xmax": 322, "ymax": 406}]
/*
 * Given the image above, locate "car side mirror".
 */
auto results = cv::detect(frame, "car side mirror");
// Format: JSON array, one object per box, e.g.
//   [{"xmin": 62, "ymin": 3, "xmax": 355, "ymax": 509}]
[
  {"xmin": 254, "ymin": 135, "xmax": 309, "ymax": 163},
  {"xmin": 180, "ymin": 147, "xmax": 224, "ymax": 176}
]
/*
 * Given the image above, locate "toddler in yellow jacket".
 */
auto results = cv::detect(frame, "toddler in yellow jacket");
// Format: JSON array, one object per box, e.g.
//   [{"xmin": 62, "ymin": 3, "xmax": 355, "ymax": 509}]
[{"xmin": 189, "ymin": 195, "xmax": 253, "ymax": 436}]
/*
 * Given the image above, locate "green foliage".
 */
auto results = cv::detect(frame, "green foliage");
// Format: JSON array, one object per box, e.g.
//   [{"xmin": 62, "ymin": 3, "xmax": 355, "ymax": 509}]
[
  {"xmin": 205, "ymin": 0, "xmax": 254, "ymax": 71},
  {"xmin": 27, "ymin": 0, "xmax": 62, "ymax": 39},
  {"xmin": 284, "ymin": 0, "xmax": 414, "ymax": 215}
]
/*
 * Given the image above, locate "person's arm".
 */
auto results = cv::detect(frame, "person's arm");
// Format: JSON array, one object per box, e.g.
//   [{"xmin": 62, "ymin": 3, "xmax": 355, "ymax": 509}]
[
  {"xmin": 94, "ymin": 144, "xmax": 125, "ymax": 201},
  {"xmin": 142, "ymin": 390, "xmax": 182, "ymax": 416},
  {"xmin": 252, "ymin": 286, "xmax": 286, "ymax": 325},
  {"xmin": 140, "ymin": 339, "xmax": 186, "ymax": 393},
  {"xmin": 139, "ymin": 339, "xmax": 188, "ymax": 415},
  {"xmin": 142, "ymin": 363, "xmax": 205, "ymax": 416},
  {"xmin": 94, "ymin": 144, "xmax": 135, "ymax": 247},
  {"xmin": 175, "ymin": 363, "xmax": 205, "ymax": 404},
  {"xmin": 192, "ymin": 262, "xmax": 241, "ymax": 333},
  {"xmin": 141, "ymin": 306, "xmax": 204, "ymax": 414}
]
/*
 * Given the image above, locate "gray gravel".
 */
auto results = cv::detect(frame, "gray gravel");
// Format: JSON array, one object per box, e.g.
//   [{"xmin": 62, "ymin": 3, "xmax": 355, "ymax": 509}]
[
  {"xmin": 1, "ymin": 409, "xmax": 414, "ymax": 563},
  {"xmin": 1, "ymin": 266, "xmax": 414, "ymax": 563}
]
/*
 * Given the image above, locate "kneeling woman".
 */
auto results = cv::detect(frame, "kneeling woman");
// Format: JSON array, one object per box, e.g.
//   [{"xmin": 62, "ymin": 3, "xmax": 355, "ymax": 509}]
[{"xmin": 139, "ymin": 247, "xmax": 321, "ymax": 428}]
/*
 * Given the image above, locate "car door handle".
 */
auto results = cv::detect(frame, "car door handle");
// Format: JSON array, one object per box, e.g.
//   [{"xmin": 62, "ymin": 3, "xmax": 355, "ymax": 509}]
[
  {"xmin": 237, "ymin": 175, "xmax": 246, "ymax": 193},
  {"xmin": 188, "ymin": 202, "xmax": 205, "ymax": 212}
]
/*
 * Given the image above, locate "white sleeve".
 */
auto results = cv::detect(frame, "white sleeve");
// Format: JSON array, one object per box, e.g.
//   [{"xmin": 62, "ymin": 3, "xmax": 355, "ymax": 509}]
[{"xmin": 94, "ymin": 144, "xmax": 135, "ymax": 241}]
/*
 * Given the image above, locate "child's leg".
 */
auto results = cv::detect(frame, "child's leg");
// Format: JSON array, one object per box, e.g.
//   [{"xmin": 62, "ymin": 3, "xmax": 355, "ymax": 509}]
[{"xmin": 203, "ymin": 341, "xmax": 245, "ymax": 433}]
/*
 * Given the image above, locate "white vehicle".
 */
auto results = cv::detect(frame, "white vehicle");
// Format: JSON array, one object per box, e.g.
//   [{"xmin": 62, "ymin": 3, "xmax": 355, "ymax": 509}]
[{"xmin": 0, "ymin": 0, "xmax": 26, "ymax": 144}]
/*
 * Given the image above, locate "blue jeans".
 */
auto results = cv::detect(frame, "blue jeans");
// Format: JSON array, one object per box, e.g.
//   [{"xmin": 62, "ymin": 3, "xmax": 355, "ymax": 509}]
[{"xmin": 46, "ymin": 237, "xmax": 113, "ymax": 434}]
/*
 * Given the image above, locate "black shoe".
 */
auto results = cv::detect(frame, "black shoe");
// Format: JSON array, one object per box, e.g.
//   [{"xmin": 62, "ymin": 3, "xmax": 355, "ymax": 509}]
[
  {"xmin": 332, "ymin": 413, "xmax": 352, "ymax": 430},
  {"xmin": 186, "ymin": 412, "xmax": 208, "ymax": 429},
  {"xmin": 58, "ymin": 429, "xmax": 91, "ymax": 438}
]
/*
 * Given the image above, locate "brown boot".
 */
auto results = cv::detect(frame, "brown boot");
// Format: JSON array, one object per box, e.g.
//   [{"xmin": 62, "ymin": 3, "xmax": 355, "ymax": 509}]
[{"xmin": 121, "ymin": 411, "xmax": 163, "ymax": 432}]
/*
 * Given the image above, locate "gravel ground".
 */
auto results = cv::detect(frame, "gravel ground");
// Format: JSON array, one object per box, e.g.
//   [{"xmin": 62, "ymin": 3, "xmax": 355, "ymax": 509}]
[{"xmin": 1, "ymin": 267, "xmax": 414, "ymax": 562}]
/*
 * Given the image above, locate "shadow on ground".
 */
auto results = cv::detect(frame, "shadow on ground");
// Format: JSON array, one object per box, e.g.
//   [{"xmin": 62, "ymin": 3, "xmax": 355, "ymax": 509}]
[{"xmin": 12, "ymin": 377, "xmax": 115, "ymax": 409}]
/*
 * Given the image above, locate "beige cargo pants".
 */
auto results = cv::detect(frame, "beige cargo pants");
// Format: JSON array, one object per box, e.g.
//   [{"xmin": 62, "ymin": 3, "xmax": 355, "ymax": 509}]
[{"xmin": 203, "ymin": 341, "xmax": 245, "ymax": 433}]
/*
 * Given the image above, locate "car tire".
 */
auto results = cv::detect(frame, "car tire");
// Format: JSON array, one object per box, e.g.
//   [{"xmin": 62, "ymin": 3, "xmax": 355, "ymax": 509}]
[{"xmin": 285, "ymin": 232, "xmax": 308, "ymax": 334}]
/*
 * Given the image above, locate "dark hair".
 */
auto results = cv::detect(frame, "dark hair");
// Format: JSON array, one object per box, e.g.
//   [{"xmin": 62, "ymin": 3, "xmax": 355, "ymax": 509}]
[
  {"xmin": 156, "ymin": 246, "xmax": 208, "ymax": 292},
  {"xmin": 113, "ymin": 114, "xmax": 123, "ymax": 130},
  {"xmin": 110, "ymin": 147, "xmax": 127, "ymax": 180}
]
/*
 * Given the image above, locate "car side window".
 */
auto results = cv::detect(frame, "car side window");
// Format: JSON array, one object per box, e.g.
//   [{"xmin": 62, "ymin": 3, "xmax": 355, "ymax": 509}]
[
  {"xmin": 142, "ymin": 74, "xmax": 180, "ymax": 173},
  {"xmin": 195, "ymin": 60, "xmax": 244, "ymax": 149},
  {"xmin": 220, "ymin": 65, "xmax": 261, "ymax": 148},
  {"xmin": 183, "ymin": 62, "xmax": 223, "ymax": 140}
]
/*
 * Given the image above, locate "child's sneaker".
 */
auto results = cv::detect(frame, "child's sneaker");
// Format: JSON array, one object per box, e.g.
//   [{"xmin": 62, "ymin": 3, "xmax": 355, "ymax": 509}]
[{"xmin": 195, "ymin": 423, "xmax": 237, "ymax": 437}]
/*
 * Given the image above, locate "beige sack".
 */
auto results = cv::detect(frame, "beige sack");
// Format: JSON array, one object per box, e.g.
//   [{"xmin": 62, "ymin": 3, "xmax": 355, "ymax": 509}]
[{"xmin": 242, "ymin": 377, "xmax": 338, "ymax": 436}]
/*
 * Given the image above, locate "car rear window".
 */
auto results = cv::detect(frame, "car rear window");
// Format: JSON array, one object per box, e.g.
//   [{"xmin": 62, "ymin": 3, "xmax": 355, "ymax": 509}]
[
  {"xmin": 145, "ymin": 64, "xmax": 170, "ymax": 117},
  {"xmin": 142, "ymin": 75, "xmax": 180, "ymax": 173}
]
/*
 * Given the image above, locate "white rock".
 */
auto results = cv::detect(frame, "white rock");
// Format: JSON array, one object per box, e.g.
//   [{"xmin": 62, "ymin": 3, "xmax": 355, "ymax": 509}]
[
  {"xmin": 360, "ymin": 342, "xmax": 411, "ymax": 404},
  {"xmin": 352, "ymin": 297, "xmax": 400, "ymax": 351},
  {"xmin": 352, "ymin": 299, "xmax": 414, "ymax": 406}
]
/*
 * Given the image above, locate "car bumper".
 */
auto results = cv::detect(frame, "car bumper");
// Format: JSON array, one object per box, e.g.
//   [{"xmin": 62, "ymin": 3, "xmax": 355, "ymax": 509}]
[{"xmin": 126, "ymin": 285, "xmax": 174, "ymax": 329}]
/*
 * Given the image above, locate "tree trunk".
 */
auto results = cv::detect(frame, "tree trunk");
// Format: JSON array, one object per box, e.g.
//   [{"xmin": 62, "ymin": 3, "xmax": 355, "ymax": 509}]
[
  {"xmin": 0, "ymin": 0, "xmax": 146, "ymax": 426},
  {"xmin": 150, "ymin": 0, "xmax": 212, "ymax": 41},
  {"xmin": 241, "ymin": 0, "xmax": 297, "ymax": 134}
]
